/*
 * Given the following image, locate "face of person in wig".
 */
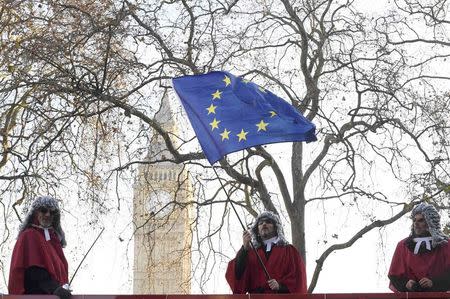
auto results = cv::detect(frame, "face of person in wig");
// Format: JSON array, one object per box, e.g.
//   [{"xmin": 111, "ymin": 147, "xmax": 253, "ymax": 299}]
[
  {"xmin": 37, "ymin": 207, "xmax": 56, "ymax": 228},
  {"xmin": 413, "ymin": 213, "xmax": 429, "ymax": 237},
  {"xmin": 258, "ymin": 217, "xmax": 277, "ymax": 240}
]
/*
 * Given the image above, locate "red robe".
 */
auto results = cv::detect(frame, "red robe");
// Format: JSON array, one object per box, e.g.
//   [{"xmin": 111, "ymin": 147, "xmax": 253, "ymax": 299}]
[
  {"xmin": 226, "ymin": 244, "xmax": 307, "ymax": 294},
  {"xmin": 388, "ymin": 238, "xmax": 450, "ymax": 291},
  {"xmin": 8, "ymin": 226, "xmax": 68, "ymax": 294}
]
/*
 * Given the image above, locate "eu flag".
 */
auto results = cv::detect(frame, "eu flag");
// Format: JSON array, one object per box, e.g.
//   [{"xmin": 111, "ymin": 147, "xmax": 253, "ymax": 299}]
[{"xmin": 172, "ymin": 71, "xmax": 317, "ymax": 164}]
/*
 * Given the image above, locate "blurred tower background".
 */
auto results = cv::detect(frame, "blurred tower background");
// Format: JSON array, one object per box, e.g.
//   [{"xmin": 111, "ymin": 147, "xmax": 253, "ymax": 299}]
[{"xmin": 133, "ymin": 99, "xmax": 193, "ymax": 294}]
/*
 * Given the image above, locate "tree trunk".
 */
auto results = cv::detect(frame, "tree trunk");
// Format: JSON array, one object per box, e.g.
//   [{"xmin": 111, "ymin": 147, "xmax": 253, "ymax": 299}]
[{"xmin": 291, "ymin": 142, "xmax": 306, "ymax": 262}]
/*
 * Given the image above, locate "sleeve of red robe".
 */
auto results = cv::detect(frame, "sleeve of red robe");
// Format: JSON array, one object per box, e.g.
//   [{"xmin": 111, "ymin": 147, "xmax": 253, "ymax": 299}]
[
  {"xmin": 280, "ymin": 245, "xmax": 307, "ymax": 293},
  {"xmin": 432, "ymin": 242, "xmax": 450, "ymax": 291},
  {"xmin": 225, "ymin": 251, "xmax": 249, "ymax": 294},
  {"xmin": 9, "ymin": 229, "xmax": 48, "ymax": 294},
  {"xmin": 388, "ymin": 240, "xmax": 408, "ymax": 292}
]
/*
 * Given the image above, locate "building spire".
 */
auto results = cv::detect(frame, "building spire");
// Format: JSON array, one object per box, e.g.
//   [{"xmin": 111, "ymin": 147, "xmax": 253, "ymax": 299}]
[
  {"xmin": 154, "ymin": 96, "xmax": 176, "ymax": 132},
  {"xmin": 148, "ymin": 96, "xmax": 177, "ymax": 161}
]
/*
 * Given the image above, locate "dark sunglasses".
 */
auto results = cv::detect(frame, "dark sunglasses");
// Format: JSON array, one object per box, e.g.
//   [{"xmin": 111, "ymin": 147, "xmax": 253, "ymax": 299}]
[
  {"xmin": 413, "ymin": 218, "xmax": 426, "ymax": 223},
  {"xmin": 38, "ymin": 207, "xmax": 57, "ymax": 215},
  {"xmin": 258, "ymin": 218, "xmax": 275, "ymax": 225}
]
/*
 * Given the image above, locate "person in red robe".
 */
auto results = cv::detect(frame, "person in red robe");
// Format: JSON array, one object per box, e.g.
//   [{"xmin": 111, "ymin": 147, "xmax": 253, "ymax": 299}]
[
  {"xmin": 8, "ymin": 196, "xmax": 71, "ymax": 299},
  {"xmin": 388, "ymin": 202, "xmax": 450, "ymax": 292},
  {"xmin": 226, "ymin": 211, "xmax": 307, "ymax": 294}
]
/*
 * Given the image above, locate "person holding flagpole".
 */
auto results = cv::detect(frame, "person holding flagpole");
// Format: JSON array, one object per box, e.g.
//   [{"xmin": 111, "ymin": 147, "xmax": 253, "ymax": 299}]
[
  {"xmin": 225, "ymin": 211, "xmax": 307, "ymax": 294},
  {"xmin": 173, "ymin": 71, "xmax": 314, "ymax": 294}
]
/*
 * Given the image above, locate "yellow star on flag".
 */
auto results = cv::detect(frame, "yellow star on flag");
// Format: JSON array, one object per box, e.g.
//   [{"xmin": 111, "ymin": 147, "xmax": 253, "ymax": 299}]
[
  {"xmin": 270, "ymin": 110, "xmax": 277, "ymax": 117},
  {"xmin": 237, "ymin": 129, "xmax": 248, "ymax": 141},
  {"xmin": 223, "ymin": 75, "xmax": 231, "ymax": 86},
  {"xmin": 212, "ymin": 90, "xmax": 222, "ymax": 99},
  {"xmin": 209, "ymin": 118, "xmax": 220, "ymax": 130},
  {"xmin": 256, "ymin": 120, "xmax": 269, "ymax": 132},
  {"xmin": 206, "ymin": 103, "xmax": 217, "ymax": 115},
  {"xmin": 220, "ymin": 128, "xmax": 231, "ymax": 141},
  {"xmin": 258, "ymin": 86, "xmax": 267, "ymax": 93}
]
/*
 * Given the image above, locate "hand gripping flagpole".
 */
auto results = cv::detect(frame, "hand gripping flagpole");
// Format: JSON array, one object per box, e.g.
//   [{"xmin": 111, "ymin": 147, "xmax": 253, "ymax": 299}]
[{"xmin": 212, "ymin": 167, "xmax": 271, "ymax": 280}]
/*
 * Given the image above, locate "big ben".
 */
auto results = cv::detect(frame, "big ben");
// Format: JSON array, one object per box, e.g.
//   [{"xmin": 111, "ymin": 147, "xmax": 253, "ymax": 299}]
[{"xmin": 133, "ymin": 99, "xmax": 193, "ymax": 294}]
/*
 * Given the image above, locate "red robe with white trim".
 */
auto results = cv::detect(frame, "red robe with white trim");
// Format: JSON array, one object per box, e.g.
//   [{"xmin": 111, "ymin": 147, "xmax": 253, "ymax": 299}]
[
  {"xmin": 226, "ymin": 244, "xmax": 307, "ymax": 294},
  {"xmin": 388, "ymin": 238, "xmax": 450, "ymax": 292},
  {"xmin": 8, "ymin": 226, "xmax": 68, "ymax": 294}
]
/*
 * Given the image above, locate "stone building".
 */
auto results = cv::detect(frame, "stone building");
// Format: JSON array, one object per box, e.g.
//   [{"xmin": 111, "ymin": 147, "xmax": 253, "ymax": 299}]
[{"xmin": 133, "ymin": 99, "xmax": 193, "ymax": 294}]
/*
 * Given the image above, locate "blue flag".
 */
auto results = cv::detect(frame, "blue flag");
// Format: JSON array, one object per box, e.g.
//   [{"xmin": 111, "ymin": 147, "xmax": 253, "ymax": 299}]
[{"xmin": 172, "ymin": 71, "xmax": 317, "ymax": 164}]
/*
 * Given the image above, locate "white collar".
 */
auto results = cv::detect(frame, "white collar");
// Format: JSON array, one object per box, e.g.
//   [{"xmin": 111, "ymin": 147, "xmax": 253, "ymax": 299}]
[
  {"xmin": 31, "ymin": 224, "xmax": 52, "ymax": 241},
  {"xmin": 413, "ymin": 237, "xmax": 432, "ymax": 254},
  {"xmin": 263, "ymin": 236, "xmax": 279, "ymax": 252}
]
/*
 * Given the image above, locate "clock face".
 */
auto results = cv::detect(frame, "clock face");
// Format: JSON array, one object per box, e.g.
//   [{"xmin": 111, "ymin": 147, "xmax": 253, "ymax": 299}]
[{"xmin": 146, "ymin": 190, "xmax": 173, "ymax": 217}]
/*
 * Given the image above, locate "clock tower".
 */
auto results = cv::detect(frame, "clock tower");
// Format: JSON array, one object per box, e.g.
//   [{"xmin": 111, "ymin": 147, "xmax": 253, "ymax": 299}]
[{"xmin": 133, "ymin": 99, "xmax": 193, "ymax": 294}]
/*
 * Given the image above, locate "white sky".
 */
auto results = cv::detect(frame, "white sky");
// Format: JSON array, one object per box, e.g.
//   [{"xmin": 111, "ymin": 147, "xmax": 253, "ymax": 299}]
[{"xmin": 1, "ymin": 0, "xmax": 448, "ymax": 295}]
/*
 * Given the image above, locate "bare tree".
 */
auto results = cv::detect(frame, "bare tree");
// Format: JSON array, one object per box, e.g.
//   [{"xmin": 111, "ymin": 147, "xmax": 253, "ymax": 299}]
[{"xmin": 0, "ymin": 0, "xmax": 448, "ymax": 293}]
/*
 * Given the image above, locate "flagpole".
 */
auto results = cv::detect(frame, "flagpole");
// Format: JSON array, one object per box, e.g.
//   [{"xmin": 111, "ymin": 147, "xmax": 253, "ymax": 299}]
[
  {"xmin": 69, "ymin": 227, "xmax": 105, "ymax": 286},
  {"xmin": 212, "ymin": 167, "xmax": 271, "ymax": 280}
]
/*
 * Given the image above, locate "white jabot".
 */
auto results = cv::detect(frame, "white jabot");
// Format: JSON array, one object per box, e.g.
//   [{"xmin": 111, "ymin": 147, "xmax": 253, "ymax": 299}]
[
  {"xmin": 413, "ymin": 237, "xmax": 432, "ymax": 254},
  {"xmin": 44, "ymin": 228, "xmax": 50, "ymax": 241},
  {"xmin": 31, "ymin": 224, "xmax": 52, "ymax": 241},
  {"xmin": 263, "ymin": 236, "xmax": 279, "ymax": 252}
]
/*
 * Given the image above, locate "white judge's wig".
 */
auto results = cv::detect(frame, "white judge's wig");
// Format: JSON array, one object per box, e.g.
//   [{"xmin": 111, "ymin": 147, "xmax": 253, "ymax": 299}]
[{"xmin": 411, "ymin": 202, "xmax": 448, "ymax": 248}]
